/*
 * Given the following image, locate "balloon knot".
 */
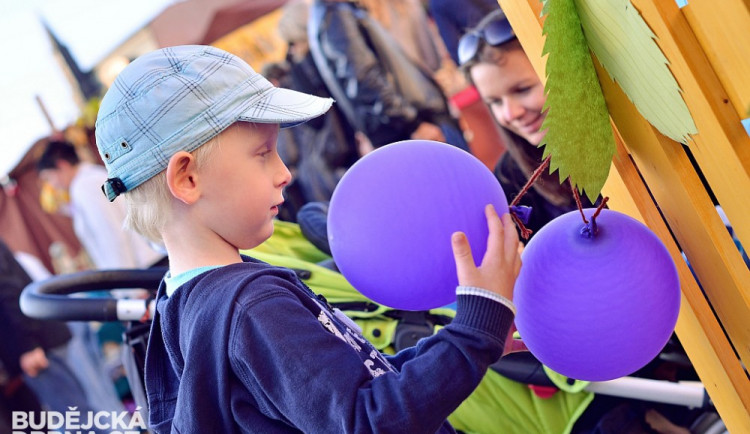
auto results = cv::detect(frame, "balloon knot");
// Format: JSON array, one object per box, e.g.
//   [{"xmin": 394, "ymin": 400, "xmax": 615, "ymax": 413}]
[
  {"xmin": 509, "ymin": 205, "xmax": 532, "ymax": 225},
  {"xmin": 579, "ymin": 197, "xmax": 609, "ymax": 239},
  {"xmin": 580, "ymin": 221, "xmax": 598, "ymax": 239}
]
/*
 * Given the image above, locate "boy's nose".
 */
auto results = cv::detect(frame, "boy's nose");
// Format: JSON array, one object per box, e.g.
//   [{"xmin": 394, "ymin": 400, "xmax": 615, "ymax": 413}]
[{"xmin": 276, "ymin": 159, "xmax": 292, "ymax": 188}]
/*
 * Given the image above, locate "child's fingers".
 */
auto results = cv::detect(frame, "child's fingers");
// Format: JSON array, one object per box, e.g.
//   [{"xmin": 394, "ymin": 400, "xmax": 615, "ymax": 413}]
[
  {"xmin": 501, "ymin": 213, "xmax": 520, "ymax": 258},
  {"xmin": 482, "ymin": 204, "xmax": 504, "ymax": 266},
  {"xmin": 451, "ymin": 231, "xmax": 476, "ymax": 284}
]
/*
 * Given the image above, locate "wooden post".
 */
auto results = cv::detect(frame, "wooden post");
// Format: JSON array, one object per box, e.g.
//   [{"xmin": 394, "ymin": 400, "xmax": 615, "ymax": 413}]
[
  {"xmin": 35, "ymin": 94, "xmax": 59, "ymax": 134},
  {"xmin": 497, "ymin": 0, "xmax": 750, "ymax": 431},
  {"xmin": 681, "ymin": 0, "xmax": 750, "ymax": 118}
]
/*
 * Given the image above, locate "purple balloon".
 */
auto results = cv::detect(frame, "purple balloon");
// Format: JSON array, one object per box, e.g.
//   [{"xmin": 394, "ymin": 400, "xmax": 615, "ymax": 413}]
[
  {"xmin": 514, "ymin": 209, "xmax": 680, "ymax": 381},
  {"xmin": 328, "ymin": 140, "xmax": 508, "ymax": 310}
]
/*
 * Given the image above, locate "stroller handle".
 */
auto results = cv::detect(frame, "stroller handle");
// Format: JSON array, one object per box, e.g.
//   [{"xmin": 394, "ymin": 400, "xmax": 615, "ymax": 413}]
[{"xmin": 20, "ymin": 268, "xmax": 166, "ymax": 322}]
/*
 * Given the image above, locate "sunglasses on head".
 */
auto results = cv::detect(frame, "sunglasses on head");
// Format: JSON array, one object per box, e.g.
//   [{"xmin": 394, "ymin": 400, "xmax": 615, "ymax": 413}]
[{"xmin": 458, "ymin": 15, "xmax": 515, "ymax": 66}]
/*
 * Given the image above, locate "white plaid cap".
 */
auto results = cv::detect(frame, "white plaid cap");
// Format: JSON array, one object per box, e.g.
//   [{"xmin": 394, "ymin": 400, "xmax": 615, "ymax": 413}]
[{"xmin": 95, "ymin": 45, "xmax": 333, "ymax": 201}]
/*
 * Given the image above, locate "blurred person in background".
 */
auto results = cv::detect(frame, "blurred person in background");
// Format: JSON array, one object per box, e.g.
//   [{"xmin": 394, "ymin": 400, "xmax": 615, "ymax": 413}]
[
  {"xmin": 36, "ymin": 140, "xmax": 165, "ymax": 274},
  {"xmin": 458, "ymin": 9, "xmax": 596, "ymax": 237},
  {"xmin": 359, "ymin": 0, "xmax": 443, "ymax": 73},
  {"xmin": 12, "ymin": 246, "xmax": 129, "ymax": 415},
  {"xmin": 35, "ymin": 140, "xmax": 165, "ymax": 416},
  {"xmin": 0, "ymin": 239, "xmax": 110, "ymax": 432},
  {"xmin": 429, "ymin": 0, "xmax": 509, "ymax": 169},
  {"xmin": 269, "ymin": 0, "xmax": 360, "ymax": 221},
  {"xmin": 307, "ymin": 0, "xmax": 469, "ymax": 152}
]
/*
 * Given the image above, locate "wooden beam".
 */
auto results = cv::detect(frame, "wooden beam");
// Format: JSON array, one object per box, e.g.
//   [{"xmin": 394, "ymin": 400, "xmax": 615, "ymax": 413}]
[
  {"xmin": 603, "ymin": 131, "xmax": 750, "ymax": 433},
  {"xmin": 630, "ymin": 0, "xmax": 750, "ymax": 269},
  {"xmin": 497, "ymin": 0, "xmax": 750, "ymax": 430},
  {"xmin": 681, "ymin": 0, "xmax": 750, "ymax": 117},
  {"xmin": 594, "ymin": 59, "xmax": 750, "ymax": 371}
]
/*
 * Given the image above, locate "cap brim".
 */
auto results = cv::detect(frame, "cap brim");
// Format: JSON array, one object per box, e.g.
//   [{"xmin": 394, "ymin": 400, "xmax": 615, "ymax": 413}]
[{"xmin": 237, "ymin": 87, "xmax": 334, "ymax": 128}]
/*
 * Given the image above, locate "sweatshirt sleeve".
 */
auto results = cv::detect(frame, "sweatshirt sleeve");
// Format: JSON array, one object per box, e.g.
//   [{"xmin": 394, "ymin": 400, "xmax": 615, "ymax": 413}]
[{"xmin": 228, "ymin": 274, "xmax": 513, "ymax": 433}]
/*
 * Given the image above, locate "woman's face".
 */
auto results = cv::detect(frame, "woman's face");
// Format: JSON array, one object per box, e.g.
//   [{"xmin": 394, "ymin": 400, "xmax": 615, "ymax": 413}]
[{"xmin": 470, "ymin": 47, "xmax": 547, "ymax": 146}]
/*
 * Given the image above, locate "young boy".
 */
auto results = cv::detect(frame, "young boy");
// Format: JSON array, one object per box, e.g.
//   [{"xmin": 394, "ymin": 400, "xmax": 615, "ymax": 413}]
[{"xmin": 95, "ymin": 45, "xmax": 521, "ymax": 433}]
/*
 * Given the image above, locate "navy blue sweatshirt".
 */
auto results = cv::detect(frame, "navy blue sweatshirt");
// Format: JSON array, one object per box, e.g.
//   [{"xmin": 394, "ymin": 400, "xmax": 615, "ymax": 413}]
[{"xmin": 145, "ymin": 257, "xmax": 513, "ymax": 433}]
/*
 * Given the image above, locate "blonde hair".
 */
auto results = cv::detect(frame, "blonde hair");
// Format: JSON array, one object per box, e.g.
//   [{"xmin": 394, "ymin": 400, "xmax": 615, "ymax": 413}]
[{"xmin": 122, "ymin": 136, "xmax": 221, "ymax": 243}]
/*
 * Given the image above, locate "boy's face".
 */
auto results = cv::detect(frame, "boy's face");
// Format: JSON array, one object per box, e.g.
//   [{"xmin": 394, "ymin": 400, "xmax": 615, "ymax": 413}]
[{"xmin": 196, "ymin": 122, "xmax": 290, "ymax": 250}]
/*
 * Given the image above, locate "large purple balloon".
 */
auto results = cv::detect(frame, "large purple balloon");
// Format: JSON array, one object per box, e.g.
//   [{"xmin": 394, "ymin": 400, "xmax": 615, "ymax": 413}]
[
  {"xmin": 328, "ymin": 140, "xmax": 508, "ymax": 310},
  {"xmin": 514, "ymin": 209, "xmax": 680, "ymax": 381}
]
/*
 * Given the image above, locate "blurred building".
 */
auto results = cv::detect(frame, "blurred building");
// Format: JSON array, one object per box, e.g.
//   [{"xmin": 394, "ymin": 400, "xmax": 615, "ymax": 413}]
[
  {"xmin": 47, "ymin": 0, "xmax": 288, "ymax": 104},
  {"xmin": 1, "ymin": 0, "xmax": 290, "ymax": 272}
]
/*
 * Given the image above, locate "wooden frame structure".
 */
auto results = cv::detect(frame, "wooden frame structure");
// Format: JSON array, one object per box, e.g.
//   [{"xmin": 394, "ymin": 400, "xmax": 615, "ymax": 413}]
[{"xmin": 497, "ymin": 0, "xmax": 750, "ymax": 431}]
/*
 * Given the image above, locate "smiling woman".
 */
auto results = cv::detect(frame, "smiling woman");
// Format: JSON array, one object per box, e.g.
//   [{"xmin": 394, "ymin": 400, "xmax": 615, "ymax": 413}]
[
  {"xmin": 468, "ymin": 41, "xmax": 547, "ymax": 147},
  {"xmin": 459, "ymin": 8, "xmax": 598, "ymax": 238}
]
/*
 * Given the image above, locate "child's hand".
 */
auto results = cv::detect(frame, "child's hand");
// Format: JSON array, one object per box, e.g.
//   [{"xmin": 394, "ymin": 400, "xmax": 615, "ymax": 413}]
[{"xmin": 451, "ymin": 204, "xmax": 521, "ymax": 301}]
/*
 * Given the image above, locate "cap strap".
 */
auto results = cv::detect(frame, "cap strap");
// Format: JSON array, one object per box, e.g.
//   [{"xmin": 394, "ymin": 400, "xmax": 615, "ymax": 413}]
[{"xmin": 102, "ymin": 178, "xmax": 127, "ymax": 202}]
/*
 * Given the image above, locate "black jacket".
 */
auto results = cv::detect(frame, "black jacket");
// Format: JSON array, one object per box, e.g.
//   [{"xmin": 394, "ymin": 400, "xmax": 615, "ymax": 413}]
[
  {"xmin": 0, "ymin": 241, "xmax": 70, "ymax": 376},
  {"xmin": 494, "ymin": 151, "xmax": 596, "ymax": 239},
  {"xmin": 308, "ymin": 0, "xmax": 454, "ymax": 147}
]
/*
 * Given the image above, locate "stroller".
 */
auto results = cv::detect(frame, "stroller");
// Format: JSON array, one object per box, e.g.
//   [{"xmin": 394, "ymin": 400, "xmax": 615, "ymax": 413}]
[{"xmin": 20, "ymin": 220, "xmax": 725, "ymax": 433}]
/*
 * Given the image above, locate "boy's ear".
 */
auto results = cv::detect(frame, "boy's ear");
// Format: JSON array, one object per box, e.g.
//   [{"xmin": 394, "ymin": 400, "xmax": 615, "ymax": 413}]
[{"xmin": 166, "ymin": 151, "xmax": 200, "ymax": 204}]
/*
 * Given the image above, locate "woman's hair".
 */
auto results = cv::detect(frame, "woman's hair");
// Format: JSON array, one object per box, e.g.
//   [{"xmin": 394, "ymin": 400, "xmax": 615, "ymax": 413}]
[
  {"xmin": 37, "ymin": 140, "xmax": 80, "ymax": 171},
  {"xmin": 121, "ymin": 135, "xmax": 221, "ymax": 243},
  {"xmin": 500, "ymin": 129, "xmax": 572, "ymax": 207},
  {"xmin": 459, "ymin": 38, "xmax": 522, "ymax": 83},
  {"xmin": 459, "ymin": 36, "xmax": 574, "ymax": 207}
]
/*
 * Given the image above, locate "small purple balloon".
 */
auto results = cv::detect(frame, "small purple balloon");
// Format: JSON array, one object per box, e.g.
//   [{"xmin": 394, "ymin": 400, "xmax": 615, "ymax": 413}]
[
  {"xmin": 328, "ymin": 140, "xmax": 508, "ymax": 311},
  {"xmin": 514, "ymin": 209, "xmax": 680, "ymax": 381}
]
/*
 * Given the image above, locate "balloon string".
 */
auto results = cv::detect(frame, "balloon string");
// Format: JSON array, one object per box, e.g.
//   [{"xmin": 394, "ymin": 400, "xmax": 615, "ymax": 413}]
[
  {"xmin": 572, "ymin": 186, "xmax": 609, "ymax": 223},
  {"xmin": 590, "ymin": 197, "xmax": 610, "ymax": 234},
  {"xmin": 511, "ymin": 213, "xmax": 533, "ymax": 240},
  {"xmin": 592, "ymin": 197, "xmax": 609, "ymax": 220},
  {"xmin": 574, "ymin": 187, "xmax": 610, "ymax": 237},
  {"xmin": 509, "ymin": 155, "xmax": 551, "ymax": 207},
  {"xmin": 509, "ymin": 155, "xmax": 551, "ymax": 240},
  {"xmin": 572, "ymin": 187, "xmax": 589, "ymax": 224}
]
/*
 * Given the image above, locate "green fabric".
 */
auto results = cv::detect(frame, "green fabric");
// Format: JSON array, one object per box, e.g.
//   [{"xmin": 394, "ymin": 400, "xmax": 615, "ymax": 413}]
[
  {"xmin": 540, "ymin": 0, "xmax": 616, "ymax": 202},
  {"xmin": 354, "ymin": 317, "xmax": 400, "ymax": 353},
  {"xmin": 251, "ymin": 219, "xmax": 332, "ymax": 264},
  {"xmin": 544, "ymin": 366, "xmax": 591, "ymax": 394},
  {"xmin": 449, "ymin": 369, "xmax": 594, "ymax": 434},
  {"xmin": 245, "ymin": 221, "xmax": 593, "ymax": 433},
  {"xmin": 244, "ymin": 220, "xmax": 369, "ymax": 304}
]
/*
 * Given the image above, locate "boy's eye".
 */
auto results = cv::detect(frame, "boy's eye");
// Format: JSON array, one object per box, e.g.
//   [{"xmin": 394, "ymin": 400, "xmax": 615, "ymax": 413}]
[{"xmin": 258, "ymin": 147, "xmax": 273, "ymax": 157}]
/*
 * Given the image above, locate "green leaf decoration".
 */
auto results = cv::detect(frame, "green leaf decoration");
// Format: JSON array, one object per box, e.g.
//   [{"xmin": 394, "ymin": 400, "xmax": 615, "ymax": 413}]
[
  {"xmin": 574, "ymin": 0, "xmax": 697, "ymax": 143},
  {"xmin": 540, "ymin": 0, "xmax": 616, "ymax": 202}
]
